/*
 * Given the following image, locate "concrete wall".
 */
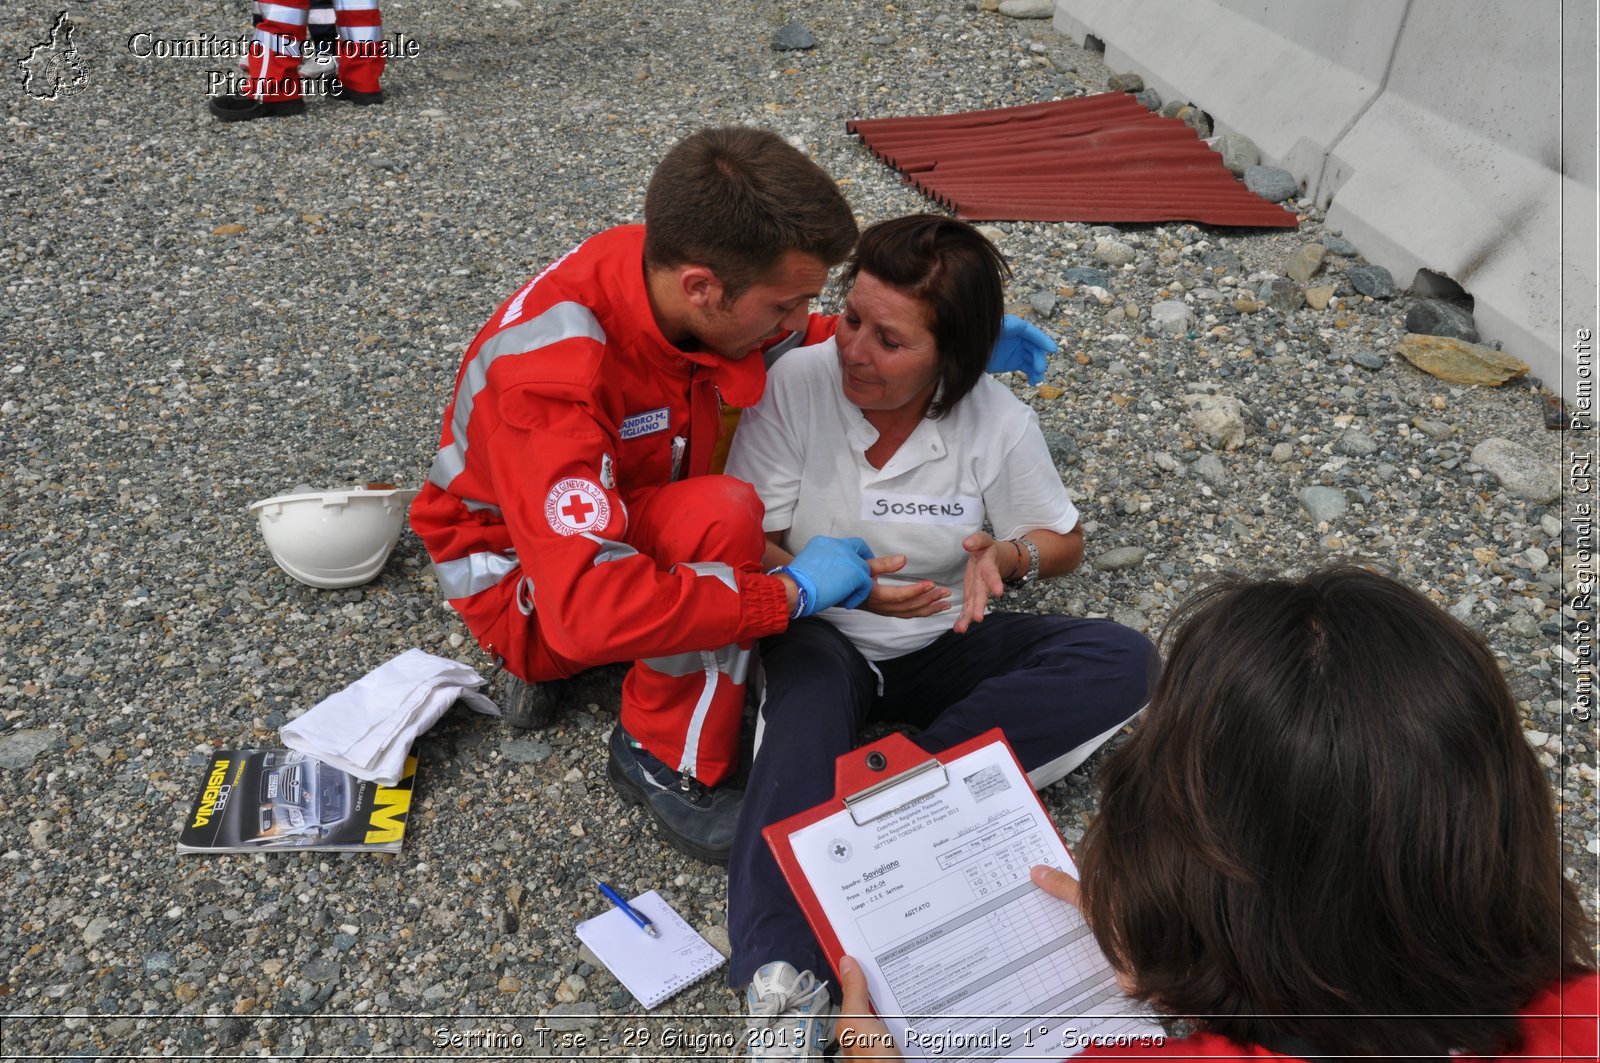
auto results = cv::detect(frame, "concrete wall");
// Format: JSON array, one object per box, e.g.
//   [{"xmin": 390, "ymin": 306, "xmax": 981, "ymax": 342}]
[{"xmin": 1052, "ymin": 0, "xmax": 1597, "ymax": 399}]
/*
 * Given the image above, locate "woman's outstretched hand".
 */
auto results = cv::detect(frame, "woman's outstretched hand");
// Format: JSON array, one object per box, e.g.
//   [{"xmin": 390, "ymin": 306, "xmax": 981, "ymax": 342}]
[
  {"xmin": 861, "ymin": 553, "xmax": 952, "ymax": 619},
  {"xmin": 954, "ymin": 531, "xmax": 1012, "ymax": 633}
]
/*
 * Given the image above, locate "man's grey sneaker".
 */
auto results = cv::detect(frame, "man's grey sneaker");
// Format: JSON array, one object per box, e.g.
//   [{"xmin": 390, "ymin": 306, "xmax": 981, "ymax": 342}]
[
  {"xmin": 606, "ymin": 726, "xmax": 740, "ymax": 865},
  {"xmin": 746, "ymin": 961, "xmax": 836, "ymax": 1061},
  {"xmin": 300, "ymin": 45, "xmax": 338, "ymax": 80},
  {"xmin": 235, "ymin": 40, "xmax": 337, "ymax": 78},
  {"xmin": 500, "ymin": 673, "xmax": 571, "ymax": 731}
]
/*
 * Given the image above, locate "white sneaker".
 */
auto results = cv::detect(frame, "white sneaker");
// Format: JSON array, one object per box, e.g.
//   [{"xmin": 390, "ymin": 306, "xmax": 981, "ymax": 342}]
[
  {"xmin": 300, "ymin": 47, "xmax": 337, "ymax": 79},
  {"xmin": 746, "ymin": 961, "xmax": 835, "ymax": 1060},
  {"xmin": 234, "ymin": 45, "xmax": 336, "ymax": 78}
]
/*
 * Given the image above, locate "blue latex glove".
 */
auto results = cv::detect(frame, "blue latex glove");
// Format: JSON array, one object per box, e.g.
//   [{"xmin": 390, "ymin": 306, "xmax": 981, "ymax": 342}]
[
  {"xmin": 782, "ymin": 536, "xmax": 876, "ymax": 617},
  {"xmin": 987, "ymin": 314, "xmax": 1057, "ymax": 385}
]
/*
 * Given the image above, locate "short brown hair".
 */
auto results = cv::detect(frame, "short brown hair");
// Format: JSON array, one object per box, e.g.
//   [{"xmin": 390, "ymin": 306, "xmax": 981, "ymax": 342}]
[
  {"xmin": 1080, "ymin": 565, "xmax": 1594, "ymax": 1058},
  {"xmin": 643, "ymin": 127, "xmax": 857, "ymax": 300},
  {"xmin": 839, "ymin": 215, "xmax": 1008, "ymax": 419}
]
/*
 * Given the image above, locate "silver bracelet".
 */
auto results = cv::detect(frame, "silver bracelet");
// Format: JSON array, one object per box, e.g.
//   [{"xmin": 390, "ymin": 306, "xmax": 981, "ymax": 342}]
[{"xmin": 1005, "ymin": 537, "xmax": 1041, "ymax": 585}]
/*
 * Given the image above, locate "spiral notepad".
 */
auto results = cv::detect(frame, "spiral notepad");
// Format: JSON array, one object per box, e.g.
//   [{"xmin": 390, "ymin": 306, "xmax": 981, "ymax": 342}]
[{"xmin": 576, "ymin": 890, "xmax": 725, "ymax": 1009}]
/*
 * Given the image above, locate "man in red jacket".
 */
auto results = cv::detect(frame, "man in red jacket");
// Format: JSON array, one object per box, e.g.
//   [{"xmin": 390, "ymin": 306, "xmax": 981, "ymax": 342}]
[{"xmin": 412, "ymin": 127, "xmax": 876, "ymax": 863}]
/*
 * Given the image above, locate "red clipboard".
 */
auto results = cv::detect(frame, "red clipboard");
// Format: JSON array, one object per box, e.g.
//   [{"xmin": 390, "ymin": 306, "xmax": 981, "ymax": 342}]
[{"xmin": 761, "ymin": 727, "xmax": 1062, "ymax": 982}]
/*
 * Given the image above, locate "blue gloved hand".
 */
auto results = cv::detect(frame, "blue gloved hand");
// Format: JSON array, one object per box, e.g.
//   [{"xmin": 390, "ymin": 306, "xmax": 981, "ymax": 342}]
[
  {"xmin": 781, "ymin": 536, "xmax": 876, "ymax": 617},
  {"xmin": 987, "ymin": 314, "xmax": 1057, "ymax": 385}
]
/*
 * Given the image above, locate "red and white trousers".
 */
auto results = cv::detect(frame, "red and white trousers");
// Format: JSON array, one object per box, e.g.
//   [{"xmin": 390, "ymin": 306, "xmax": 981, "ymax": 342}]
[
  {"xmin": 462, "ymin": 476, "xmax": 768, "ymax": 789},
  {"xmin": 246, "ymin": 0, "xmax": 384, "ymax": 100}
]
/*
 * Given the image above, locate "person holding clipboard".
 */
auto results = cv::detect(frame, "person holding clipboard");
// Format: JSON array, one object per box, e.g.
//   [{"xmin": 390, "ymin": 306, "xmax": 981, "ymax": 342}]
[
  {"xmin": 831, "ymin": 568, "xmax": 1598, "ymax": 1061},
  {"xmin": 723, "ymin": 215, "xmax": 1157, "ymax": 1056}
]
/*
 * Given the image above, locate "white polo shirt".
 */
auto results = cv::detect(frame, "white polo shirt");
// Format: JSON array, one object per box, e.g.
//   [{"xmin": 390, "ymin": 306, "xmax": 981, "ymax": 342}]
[{"xmin": 726, "ymin": 338, "xmax": 1079, "ymax": 661}]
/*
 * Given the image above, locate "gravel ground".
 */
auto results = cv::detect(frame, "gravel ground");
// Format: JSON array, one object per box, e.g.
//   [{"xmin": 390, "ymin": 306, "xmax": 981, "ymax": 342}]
[{"xmin": 2, "ymin": 0, "xmax": 1594, "ymax": 1058}]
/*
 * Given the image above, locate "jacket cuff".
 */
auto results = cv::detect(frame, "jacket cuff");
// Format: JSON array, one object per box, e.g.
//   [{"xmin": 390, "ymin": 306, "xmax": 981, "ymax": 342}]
[{"xmin": 738, "ymin": 570, "xmax": 792, "ymax": 638}]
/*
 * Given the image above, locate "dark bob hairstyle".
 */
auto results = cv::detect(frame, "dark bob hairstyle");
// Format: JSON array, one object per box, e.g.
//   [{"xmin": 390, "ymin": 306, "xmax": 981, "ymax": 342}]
[
  {"xmin": 840, "ymin": 214, "xmax": 1009, "ymax": 419},
  {"xmin": 1079, "ymin": 565, "xmax": 1594, "ymax": 1059}
]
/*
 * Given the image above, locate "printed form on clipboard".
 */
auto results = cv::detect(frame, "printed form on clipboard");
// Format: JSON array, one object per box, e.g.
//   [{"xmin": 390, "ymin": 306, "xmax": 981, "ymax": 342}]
[{"xmin": 765, "ymin": 729, "xmax": 1164, "ymax": 1062}]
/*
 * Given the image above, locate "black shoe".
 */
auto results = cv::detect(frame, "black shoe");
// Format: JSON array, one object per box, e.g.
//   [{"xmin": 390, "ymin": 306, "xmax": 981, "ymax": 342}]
[
  {"xmin": 208, "ymin": 94, "xmax": 306, "ymax": 122},
  {"xmin": 500, "ymin": 674, "xmax": 571, "ymax": 731},
  {"xmin": 329, "ymin": 79, "xmax": 384, "ymax": 105},
  {"xmin": 607, "ymin": 727, "xmax": 741, "ymax": 865}
]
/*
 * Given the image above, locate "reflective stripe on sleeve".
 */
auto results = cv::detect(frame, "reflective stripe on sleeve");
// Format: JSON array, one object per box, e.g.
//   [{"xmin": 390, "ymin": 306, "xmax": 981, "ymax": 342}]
[
  {"xmin": 639, "ymin": 644, "xmax": 751, "ymax": 685},
  {"xmin": 582, "ymin": 533, "xmax": 638, "ymax": 566},
  {"xmin": 672, "ymin": 560, "xmax": 737, "ymax": 593},
  {"xmin": 433, "ymin": 550, "xmax": 519, "ymax": 600},
  {"xmin": 428, "ymin": 301, "xmax": 607, "ymax": 490}
]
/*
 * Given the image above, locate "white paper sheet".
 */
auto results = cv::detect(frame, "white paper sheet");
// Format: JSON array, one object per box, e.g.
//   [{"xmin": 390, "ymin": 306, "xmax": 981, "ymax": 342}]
[
  {"xmin": 785, "ymin": 740, "xmax": 1165, "ymax": 1061},
  {"xmin": 574, "ymin": 890, "xmax": 725, "ymax": 1009}
]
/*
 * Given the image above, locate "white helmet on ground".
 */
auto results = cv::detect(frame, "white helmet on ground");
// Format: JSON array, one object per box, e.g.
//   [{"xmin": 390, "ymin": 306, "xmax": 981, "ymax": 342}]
[{"xmin": 248, "ymin": 484, "xmax": 420, "ymax": 589}]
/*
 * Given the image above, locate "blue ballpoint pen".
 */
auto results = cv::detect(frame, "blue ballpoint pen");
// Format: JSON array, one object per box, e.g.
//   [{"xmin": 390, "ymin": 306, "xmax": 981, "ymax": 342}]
[{"xmin": 597, "ymin": 881, "xmax": 658, "ymax": 937}]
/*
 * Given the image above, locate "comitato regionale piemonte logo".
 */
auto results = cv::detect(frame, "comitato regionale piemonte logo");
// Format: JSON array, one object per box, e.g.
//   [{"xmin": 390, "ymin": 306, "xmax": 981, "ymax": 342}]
[{"xmin": 19, "ymin": 10, "xmax": 88, "ymax": 100}]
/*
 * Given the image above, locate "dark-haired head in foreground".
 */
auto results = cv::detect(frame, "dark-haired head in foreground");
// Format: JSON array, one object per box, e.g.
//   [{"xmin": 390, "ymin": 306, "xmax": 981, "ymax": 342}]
[{"xmin": 1079, "ymin": 565, "xmax": 1594, "ymax": 1058}]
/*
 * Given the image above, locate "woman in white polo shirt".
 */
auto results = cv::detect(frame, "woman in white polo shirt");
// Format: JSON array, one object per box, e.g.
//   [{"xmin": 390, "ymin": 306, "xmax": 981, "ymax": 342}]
[{"xmin": 723, "ymin": 215, "xmax": 1156, "ymax": 1058}]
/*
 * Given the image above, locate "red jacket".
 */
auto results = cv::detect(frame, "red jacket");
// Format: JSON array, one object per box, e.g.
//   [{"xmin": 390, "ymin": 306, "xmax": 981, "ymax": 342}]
[
  {"xmin": 411, "ymin": 225, "xmax": 834, "ymax": 665},
  {"xmin": 1079, "ymin": 972, "xmax": 1598, "ymax": 1062}
]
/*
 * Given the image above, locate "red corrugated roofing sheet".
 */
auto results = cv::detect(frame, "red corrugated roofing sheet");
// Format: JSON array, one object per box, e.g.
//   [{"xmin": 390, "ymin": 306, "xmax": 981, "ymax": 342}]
[{"xmin": 847, "ymin": 94, "xmax": 1298, "ymax": 228}]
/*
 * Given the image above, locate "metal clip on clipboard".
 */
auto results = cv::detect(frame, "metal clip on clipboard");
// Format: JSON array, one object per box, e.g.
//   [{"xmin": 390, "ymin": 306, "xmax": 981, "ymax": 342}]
[{"xmin": 840, "ymin": 742, "xmax": 949, "ymax": 826}]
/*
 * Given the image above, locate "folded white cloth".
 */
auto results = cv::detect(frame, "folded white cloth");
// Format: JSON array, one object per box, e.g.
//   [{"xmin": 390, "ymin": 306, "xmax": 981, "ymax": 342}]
[{"xmin": 281, "ymin": 648, "xmax": 500, "ymax": 785}]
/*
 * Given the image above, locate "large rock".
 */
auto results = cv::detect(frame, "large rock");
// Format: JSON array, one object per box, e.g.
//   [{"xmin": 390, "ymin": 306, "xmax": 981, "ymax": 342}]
[
  {"xmin": 1149, "ymin": 299, "xmax": 1193, "ymax": 336},
  {"xmin": 0, "ymin": 729, "xmax": 55, "ymax": 770},
  {"xmin": 1043, "ymin": 430, "xmax": 1079, "ymax": 467},
  {"xmin": 1297, "ymin": 486, "xmax": 1348, "ymax": 524},
  {"xmin": 1107, "ymin": 72, "xmax": 1144, "ymax": 93},
  {"xmin": 1182, "ymin": 393, "xmax": 1249, "ymax": 450},
  {"xmin": 998, "ymin": 0, "xmax": 1055, "ymax": 17},
  {"xmin": 1305, "ymin": 284, "xmax": 1337, "ymax": 310},
  {"xmin": 1244, "ymin": 165, "xmax": 1298, "ymax": 203},
  {"xmin": 1470, "ymin": 438, "xmax": 1562, "ymax": 502},
  {"xmin": 1345, "ymin": 264, "xmax": 1395, "ymax": 298},
  {"xmin": 1284, "ymin": 243, "xmax": 1326, "ymax": 284},
  {"xmin": 1405, "ymin": 299, "xmax": 1480, "ymax": 342},
  {"xmin": 1396, "ymin": 334, "xmax": 1528, "ymax": 386},
  {"xmin": 1092, "ymin": 546, "xmax": 1148, "ymax": 572},
  {"xmin": 1213, "ymin": 132, "xmax": 1259, "ymax": 177},
  {"xmin": 1094, "ymin": 238, "xmax": 1136, "ymax": 266},
  {"xmin": 1192, "ymin": 453, "xmax": 1227, "ymax": 486},
  {"xmin": 1175, "ymin": 105, "xmax": 1211, "ymax": 138},
  {"xmin": 772, "ymin": 22, "xmax": 816, "ymax": 50},
  {"xmin": 1257, "ymin": 276, "xmax": 1303, "ymax": 314}
]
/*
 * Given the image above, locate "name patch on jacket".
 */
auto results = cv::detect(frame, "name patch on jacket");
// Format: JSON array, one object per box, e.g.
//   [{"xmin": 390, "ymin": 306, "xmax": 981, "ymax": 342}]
[
  {"xmin": 619, "ymin": 408, "xmax": 670, "ymax": 439},
  {"xmin": 862, "ymin": 491, "xmax": 980, "ymax": 525}
]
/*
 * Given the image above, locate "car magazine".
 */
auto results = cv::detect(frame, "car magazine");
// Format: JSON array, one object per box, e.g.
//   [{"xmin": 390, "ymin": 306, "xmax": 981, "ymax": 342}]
[{"xmin": 177, "ymin": 749, "xmax": 417, "ymax": 854}]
